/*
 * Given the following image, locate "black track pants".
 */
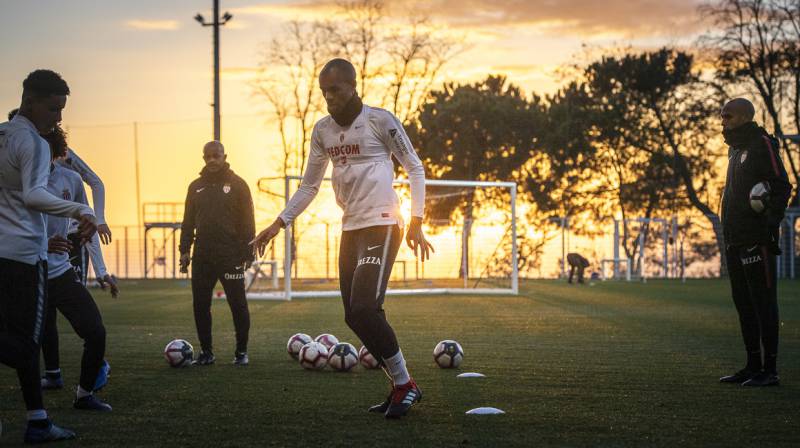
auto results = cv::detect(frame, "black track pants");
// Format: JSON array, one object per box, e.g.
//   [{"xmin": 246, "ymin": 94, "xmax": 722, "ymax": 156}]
[
  {"xmin": 0, "ymin": 258, "xmax": 47, "ymax": 411},
  {"xmin": 339, "ymin": 225, "xmax": 402, "ymax": 360},
  {"xmin": 191, "ymin": 259, "xmax": 250, "ymax": 353},
  {"xmin": 726, "ymin": 244, "xmax": 780, "ymax": 370},
  {"xmin": 568, "ymin": 265, "xmax": 585, "ymax": 284},
  {"xmin": 42, "ymin": 268, "xmax": 106, "ymax": 391}
]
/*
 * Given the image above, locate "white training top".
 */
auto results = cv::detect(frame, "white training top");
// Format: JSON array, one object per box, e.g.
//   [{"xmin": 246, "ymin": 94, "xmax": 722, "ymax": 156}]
[
  {"xmin": 56, "ymin": 148, "xmax": 106, "ymax": 225},
  {"xmin": 279, "ymin": 105, "xmax": 425, "ymax": 231},
  {"xmin": 0, "ymin": 116, "xmax": 94, "ymax": 265},
  {"xmin": 46, "ymin": 165, "xmax": 87, "ymax": 278}
]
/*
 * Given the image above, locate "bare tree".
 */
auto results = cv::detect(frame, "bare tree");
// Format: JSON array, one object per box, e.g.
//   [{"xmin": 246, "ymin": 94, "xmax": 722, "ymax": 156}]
[
  {"xmin": 328, "ymin": 0, "xmax": 386, "ymax": 100},
  {"xmin": 776, "ymin": 0, "xmax": 800, "ymax": 140},
  {"xmin": 701, "ymin": 0, "xmax": 800, "ymax": 198},
  {"xmin": 253, "ymin": 21, "xmax": 332, "ymax": 178},
  {"xmin": 382, "ymin": 17, "xmax": 465, "ymax": 124}
]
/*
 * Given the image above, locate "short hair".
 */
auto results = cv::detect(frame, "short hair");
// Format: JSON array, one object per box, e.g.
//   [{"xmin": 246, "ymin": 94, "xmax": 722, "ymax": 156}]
[
  {"xmin": 321, "ymin": 59, "xmax": 356, "ymax": 81},
  {"xmin": 203, "ymin": 140, "xmax": 225, "ymax": 154},
  {"xmin": 725, "ymin": 98, "xmax": 755, "ymax": 121},
  {"xmin": 8, "ymin": 108, "xmax": 18, "ymax": 121},
  {"xmin": 42, "ymin": 125, "xmax": 68, "ymax": 159},
  {"xmin": 22, "ymin": 69, "xmax": 70, "ymax": 98}
]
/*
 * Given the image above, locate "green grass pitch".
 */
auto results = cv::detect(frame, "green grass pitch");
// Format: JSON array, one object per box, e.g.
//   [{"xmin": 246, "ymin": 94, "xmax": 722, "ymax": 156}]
[{"xmin": 1, "ymin": 279, "xmax": 798, "ymax": 447}]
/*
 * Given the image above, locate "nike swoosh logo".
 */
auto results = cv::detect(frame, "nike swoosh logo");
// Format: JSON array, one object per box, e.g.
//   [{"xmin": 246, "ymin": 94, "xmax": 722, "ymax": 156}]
[
  {"xmin": 354, "ymin": 125, "xmax": 363, "ymax": 129},
  {"xmin": 367, "ymin": 245, "xmax": 382, "ymax": 251},
  {"xmin": 196, "ymin": 187, "xmax": 205, "ymax": 192},
  {"xmin": 747, "ymin": 244, "xmax": 759, "ymax": 251}
]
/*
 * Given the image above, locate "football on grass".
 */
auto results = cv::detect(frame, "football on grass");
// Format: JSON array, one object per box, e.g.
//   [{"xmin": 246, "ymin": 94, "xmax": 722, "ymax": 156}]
[
  {"xmin": 328, "ymin": 342, "xmax": 359, "ymax": 372},
  {"xmin": 314, "ymin": 333, "xmax": 339, "ymax": 351},
  {"xmin": 287, "ymin": 333, "xmax": 313, "ymax": 360},
  {"xmin": 433, "ymin": 340, "xmax": 464, "ymax": 368},
  {"xmin": 164, "ymin": 339, "xmax": 194, "ymax": 368},
  {"xmin": 299, "ymin": 342, "xmax": 329, "ymax": 370},
  {"xmin": 358, "ymin": 345, "xmax": 380, "ymax": 369}
]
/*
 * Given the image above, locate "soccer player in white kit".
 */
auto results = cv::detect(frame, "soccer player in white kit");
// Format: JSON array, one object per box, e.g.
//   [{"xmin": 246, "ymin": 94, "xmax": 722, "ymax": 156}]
[{"xmin": 253, "ymin": 59, "xmax": 433, "ymax": 419}]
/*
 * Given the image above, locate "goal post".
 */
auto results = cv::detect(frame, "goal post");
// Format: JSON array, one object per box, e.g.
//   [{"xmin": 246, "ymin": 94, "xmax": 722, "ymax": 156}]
[{"xmin": 246, "ymin": 176, "xmax": 519, "ymax": 300}]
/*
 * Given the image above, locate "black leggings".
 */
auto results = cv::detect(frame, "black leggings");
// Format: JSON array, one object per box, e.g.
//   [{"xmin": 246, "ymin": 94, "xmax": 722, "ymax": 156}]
[
  {"xmin": 0, "ymin": 258, "xmax": 47, "ymax": 411},
  {"xmin": 191, "ymin": 259, "xmax": 250, "ymax": 353},
  {"xmin": 726, "ymin": 244, "xmax": 780, "ymax": 370},
  {"xmin": 339, "ymin": 225, "xmax": 402, "ymax": 361},
  {"xmin": 42, "ymin": 268, "xmax": 106, "ymax": 391}
]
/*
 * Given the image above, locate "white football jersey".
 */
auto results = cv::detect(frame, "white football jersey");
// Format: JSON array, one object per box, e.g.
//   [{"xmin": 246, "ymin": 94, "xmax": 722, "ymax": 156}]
[{"xmin": 279, "ymin": 105, "xmax": 425, "ymax": 231}]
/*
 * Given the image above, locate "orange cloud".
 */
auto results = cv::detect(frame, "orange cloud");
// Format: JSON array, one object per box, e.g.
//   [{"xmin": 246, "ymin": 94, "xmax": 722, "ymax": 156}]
[
  {"xmin": 240, "ymin": 0, "xmax": 705, "ymax": 37},
  {"xmin": 125, "ymin": 20, "xmax": 180, "ymax": 31}
]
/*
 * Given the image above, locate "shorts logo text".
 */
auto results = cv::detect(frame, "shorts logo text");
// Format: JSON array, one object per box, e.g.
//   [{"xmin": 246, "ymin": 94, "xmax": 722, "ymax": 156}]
[
  {"xmin": 357, "ymin": 256, "xmax": 382, "ymax": 267},
  {"xmin": 741, "ymin": 255, "xmax": 762, "ymax": 265}
]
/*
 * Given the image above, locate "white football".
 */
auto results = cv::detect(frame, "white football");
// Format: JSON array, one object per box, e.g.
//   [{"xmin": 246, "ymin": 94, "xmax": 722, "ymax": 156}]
[
  {"xmin": 314, "ymin": 333, "xmax": 339, "ymax": 351},
  {"xmin": 287, "ymin": 333, "xmax": 313, "ymax": 360},
  {"xmin": 749, "ymin": 181, "xmax": 770, "ymax": 213},
  {"xmin": 164, "ymin": 339, "xmax": 194, "ymax": 368},
  {"xmin": 358, "ymin": 345, "xmax": 380, "ymax": 369},
  {"xmin": 433, "ymin": 340, "xmax": 464, "ymax": 368},
  {"xmin": 299, "ymin": 342, "xmax": 329, "ymax": 370},
  {"xmin": 328, "ymin": 342, "xmax": 359, "ymax": 372}
]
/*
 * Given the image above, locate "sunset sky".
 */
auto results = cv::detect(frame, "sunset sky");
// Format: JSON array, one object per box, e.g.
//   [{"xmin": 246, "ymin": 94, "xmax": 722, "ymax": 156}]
[{"xmin": 0, "ymin": 0, "xmax": 707, "ymax": 229}]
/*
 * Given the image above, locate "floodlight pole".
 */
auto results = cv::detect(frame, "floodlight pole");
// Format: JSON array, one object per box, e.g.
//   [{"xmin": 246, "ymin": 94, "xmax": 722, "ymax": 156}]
[{"xmin": 195, "ymin": 0, "xmax": 232, "ymax": 141}]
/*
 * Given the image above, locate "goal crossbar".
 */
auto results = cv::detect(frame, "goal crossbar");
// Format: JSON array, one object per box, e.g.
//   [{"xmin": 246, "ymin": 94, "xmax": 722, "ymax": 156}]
[{"xmin": 247, "ymin": 177, "xmax": 519, "ymax": 300}]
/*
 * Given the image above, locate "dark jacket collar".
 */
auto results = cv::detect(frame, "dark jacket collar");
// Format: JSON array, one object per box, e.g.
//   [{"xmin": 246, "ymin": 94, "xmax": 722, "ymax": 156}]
[
  {"xmin": 200, "ymin": 162, "xmax": 231, "ymax": 182},
  {"xmin": 723, "ymin": 121, "xmax": 768, "ymax": 149}
]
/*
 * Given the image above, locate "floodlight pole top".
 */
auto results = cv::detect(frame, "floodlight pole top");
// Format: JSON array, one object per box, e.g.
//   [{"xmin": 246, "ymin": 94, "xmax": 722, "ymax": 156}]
[{"xmin": 195, "ymin": 0, "xmax": 233, "ymax": 141}]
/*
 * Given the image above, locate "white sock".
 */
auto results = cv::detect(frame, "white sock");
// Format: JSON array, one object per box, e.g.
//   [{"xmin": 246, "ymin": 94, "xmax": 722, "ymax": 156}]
[
  {"xmin": 382, "ymin": 350, "xmax": 411, "ymax": 386},
  {"xmin": 27, "ymin": 409, "xmax": 47, "ymax": 421},
  {"xmin": 76, "ymin": 386, "xmax": 92, "ymax": 399}
]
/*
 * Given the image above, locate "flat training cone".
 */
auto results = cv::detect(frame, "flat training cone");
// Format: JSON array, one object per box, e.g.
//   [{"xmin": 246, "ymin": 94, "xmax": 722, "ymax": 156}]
[
  {"xmin": 466, "ymin": 407, "xmax": 505, "ymax": 415},
  {"xmin": 457, "ymin": 372, "xmax": 486, "ymax": 378}
]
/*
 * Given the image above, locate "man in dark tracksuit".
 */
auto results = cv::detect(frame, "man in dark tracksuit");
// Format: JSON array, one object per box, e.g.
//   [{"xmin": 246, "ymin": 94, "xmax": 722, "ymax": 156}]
[
  {"xmin": 179, "ymin": 140, "xmax": 255, "ymax": 366},
  {"xmin": 718, "ymin": 99, "xmax": 793, "ymax": 387},
  {"xmin": 567, "ymin": 252, "xmax": 590, "ymax": 284}
]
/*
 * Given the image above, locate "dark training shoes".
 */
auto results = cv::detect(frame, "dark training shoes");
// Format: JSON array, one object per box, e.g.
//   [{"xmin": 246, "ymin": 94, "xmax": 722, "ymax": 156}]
[
  {"xmin": 24, "ymin": 420, "xmax": 76, "ymax": 445},
  {"xmin": 192, "ymin": 350, "xmax": 216, "ymax": 366},
  {"xmin": 74, "ymin": 394, "xmax": 113, "ymax": 412},
  {"xmin": 368, "ymin": 391, "xmax": 393, "ymax": 414},
  {"xmin": 742, "ymin": 372, "xmax": 780, "ymax": 387},
  {"xmin": 719, "ymin": 369, "xmax": 758, "ymax": 384},
  {"xmin": 233, "ymin": 352, "xmax": 249, "ymax": 366},
  {"xmin": 40, "ymin": 372, "xmax": 64, "ymax": 390},
  {"xmin": 385, "ymin": 379, "xmax": 422, "ymax": 419}
]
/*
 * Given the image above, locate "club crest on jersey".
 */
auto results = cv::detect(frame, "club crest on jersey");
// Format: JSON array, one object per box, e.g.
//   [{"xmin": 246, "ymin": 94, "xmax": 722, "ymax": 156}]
[
  {"xmin": 62, "ymin": 189, "xmax": 71, "ymax": 200},
  {"xmin": 340, "ymin": 133, "xmax": 345, "ymax": 143},
  {"xmin": 223, "ymin": 183, "xmax": 231, "ymax": 194},
  {"xmin": 740, "ymin": 151, "xmax": 748, "ymax": 163}
]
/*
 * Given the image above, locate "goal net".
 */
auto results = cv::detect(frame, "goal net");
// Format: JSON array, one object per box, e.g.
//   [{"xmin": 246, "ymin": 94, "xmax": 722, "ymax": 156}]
[{"xmin": 246, "ymin": 176, "xmax": 518, "ymax": 299}]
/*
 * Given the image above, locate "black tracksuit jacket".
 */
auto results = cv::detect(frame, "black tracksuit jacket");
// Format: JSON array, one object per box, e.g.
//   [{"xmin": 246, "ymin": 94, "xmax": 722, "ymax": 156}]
[
  {"xmin": 721, "ymin": 122, "xmax": 793, "ymax": 248},
  {"xmin": 179, "ymin": 164, "xmax": 255, "ymax": 264}
]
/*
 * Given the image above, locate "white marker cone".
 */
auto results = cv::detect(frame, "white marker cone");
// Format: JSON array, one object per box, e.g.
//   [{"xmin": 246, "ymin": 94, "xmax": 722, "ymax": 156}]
[
  {"xmin": 466, "ymin": 407, "xmax": 505, "ymax": 415},
  {"xmin": 457, "ymin": 372, "xmax": 486, "ymax": 378}
]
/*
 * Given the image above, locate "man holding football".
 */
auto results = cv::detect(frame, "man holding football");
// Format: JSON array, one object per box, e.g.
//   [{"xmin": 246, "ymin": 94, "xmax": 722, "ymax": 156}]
[
  {"xmin": 718, "ymin": 98, "xmax": 793, "ymax": 387},
  {"xmin": 252, "ymin": 58, "xmax": 433, "ymax": 419}
]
